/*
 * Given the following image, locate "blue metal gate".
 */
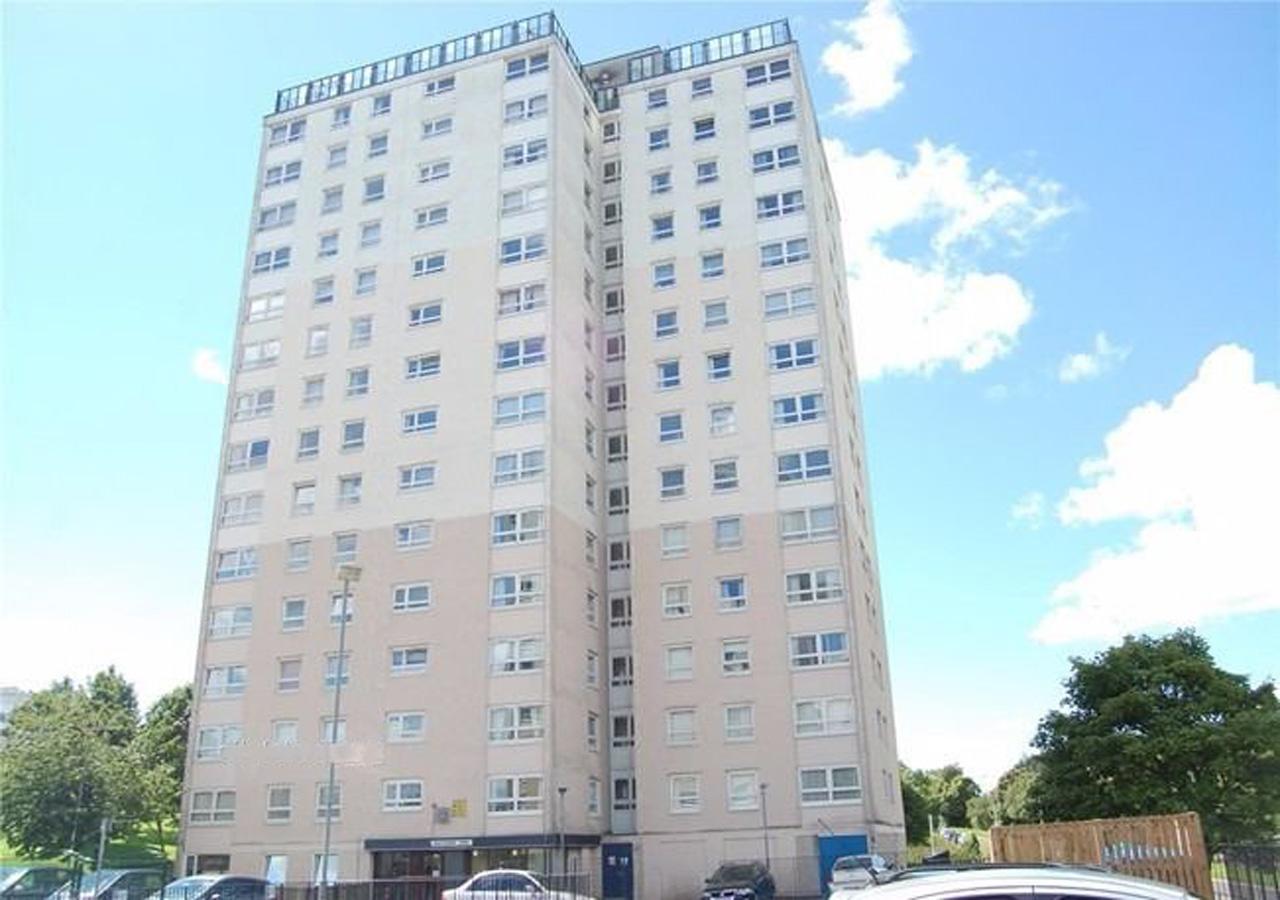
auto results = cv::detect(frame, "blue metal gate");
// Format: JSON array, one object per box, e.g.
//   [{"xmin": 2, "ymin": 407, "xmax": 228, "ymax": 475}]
[
  {"xmin": 817, "ymin": 834, "xmax": 869, "ymax": 895},
  {"xmin": 601, "ymin": 842, "xmax": 634, "ymax": 900}
]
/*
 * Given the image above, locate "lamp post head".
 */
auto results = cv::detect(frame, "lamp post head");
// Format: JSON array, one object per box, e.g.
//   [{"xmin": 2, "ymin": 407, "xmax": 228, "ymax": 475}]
[
  {"xmin": 558, "ymin": 786, "xmax": 568, "ymax": 796},
  {"xmin": 337, "ymin": 564, "xmax": 363, "ymax": 582}
]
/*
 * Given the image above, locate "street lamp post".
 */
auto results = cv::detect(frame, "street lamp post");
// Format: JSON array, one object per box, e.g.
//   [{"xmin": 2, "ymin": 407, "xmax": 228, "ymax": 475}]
[
  {"xmin": 760, "ymin": 782, "xmax": 771, "ymax": 871},
  {"xmin": 319, "ymin": 564, "xmax": 360, "ymax": 900}
]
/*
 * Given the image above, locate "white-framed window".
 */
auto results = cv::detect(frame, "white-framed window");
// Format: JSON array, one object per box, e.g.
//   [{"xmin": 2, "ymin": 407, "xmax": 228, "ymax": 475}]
[
  {"xmin": 486, "ymin": 775, "xmax": 543, "ymax": 814},
  {"xmin": 662, "ymin": 583, "xmax": 691, "ymax": 618},
  {"xmin": 423, "ymin": 74, "xmax": 455, "ymax": 96},
  {"xmin": 496, "ymin": 336, "xmax": 546, "ymax": 370},
  {"xmin": 503, "ymin": 138, "xmax": 548, "ymax": 168},
  {"xmin": 203, "ymin": 664, "xmax": 247, "ymax": 698},
  {"xmin": 603, "ymin": 158, "xmax": 621, "ymax": 182},
  {"xmin": 333, "ymin": 532, "xmax": 358, "ymax": 564},
  {"xmin": 658, "ymin": 412, "xmax": 684, "ymax": 443},
  {"xmin": 795, "ymin": 696, "xmax": 855, "ymax": 736},
  {"xmin": 660, "ymin": 522, "xmax": 689, "ymax": 558},
  {"xmin": 481, "ymin": 637, "xmax": 537, "ymax": 670},
  {"xmin": 493, "ymin": 448, "xmax": 545, "ymax": 484},
  {"xmin": 752, "ymin": 143, "xmax": 801, "ymax": 173},
  {"xmin": 773, "ymin": 391, "xmax": 825, "ymax": 426},
  {"xmin": 501, "ymin": 184, "xmax": 548, "ymax": 217},
  {"xmin": 606, "ymin": 431, "xmax": 628, "ymax": 461},
  {"xmin": 321, "ymin": 186, "xmax": 343, "ymax": 214},
  {"xmin": 712, "ymin": 458, "xmax": 739, "ymax": 492},
  {"xmin": 488, "ymin": 705, "xmax": 545, "ymax": 742},
  {"xmin": 610, "ymin": 654, "xmax": 634, "ymax": 687},
  {"xmin": 219, "ymin": 492, "xmax": 263, "ymax": 527},
  {"xmin": 492, "ymin": 508, "xmax": 545, "ymax": 544},
  {"xmin": 770, "ymin": 338, "xmax": 819, "ymax": 370},
  {"xmin": 306, "ymin": 323, "xmax": 331, "ymax": 356},
  {"xmin": 415, "ymin": 203, "xmax": 449, "ymax": 228},
  {"xmin": 195, "ymin": 724, "xmax": 244, "ymax": 761},
  {"xmin": 268, "ymin": 118, "xmax": 306, "ymax": 146},
  {"xmin": 613, "ymin": 777, "xmax": 636, "ymax": 811},
  {"xmin": 390, "ymin": 645, "xmax": 429, "ymax": 674},
  {"xmin": 603, "ymin": 243, "xmax": 623, "ymax": 269},
  {"xmin": 240, "ymin": 338, "xmax": 280, "ymax": 370},
  {"xmin": 328, "ymin": 592, "xmax": 354, "ymax": 625},
  {"xmin": 291, "ymin": 481, "xmax": 316, "ymax": 516},
  {"xmin": 707, "ymin": 351, "xmax": 732, "ymax": 381},
  {"xmin": 659, "ymin": 466, "xmax": 686, "ymax": 499},
  {"xmin": 412, "ymin": 252, "xmax": 446, "ymax": 277},
  {"xmin": 402, "ymin": 406, "xmax": 438, "ymax": 434},
  {"xmin": 281, "ymin": 597, "xmax": 306, "ymax": 631},
  {"xmin": 503, "ymin": 93, "xmax": 548, "ymax": 122},
  {"xmin": 602, "ymin": 199, "xmax": 622, "ymax": 225},
  {"xmin": 399, "ymin": 462, "xmax": 436, "ymax": 491},
  {"xmin": 653, "ymin": 309, "xmax": 679, "ymax": 339},
  {"xmin": 697, "ymin": 204, "xmax": 722, "ymax": 231},
  {"xmin": 371, "ymin": 92, "xmax": 391, "ymax": 116},
  {"xmin": 301, "ymin": 377, "xmax": 325, "ymax": 406},
  {"xmin": 363, "ymin": 175, "xmax": 385, "ymax": 202},
  {"xmin": 251, "ymin": 247, "xmax": 291, "ymax": 274},
  {"xmin": 714, "ymin": 515, "xmax": 743, "ymax": 550},
  {"xmin": 722, "ymin": 638, "xmax": 751, "ymax": 674},
  {"xmin": 189, "ymin": 789, "xmax": 236, "ymax": 824},
  {"xmin": 419, "ymin": 159, "xmax": 451, "ymax": 182},
  {"xmin": 276, "ymin": 658, "xmax": 301, "ymax": 692},
  {"xmin": 392, "ymin": 582, "xmax": 431, "ymax": 612},
  {"xmin": 500, "ymin": 234, "xmax": 547, "ymax": 264},
  {"xmin": 666, "ymin": 707, "xmax": 697, "ymax": 745},
  {"xmin": 669, "ymin": 774, "xmax": 700, "ymax": 813},
  {"xmin": 789, "ymin": 631, "xmax": 850, "ymax": 668},
  {"xmin": 693, "ymin": 116, "xmax": 716, "ymax": 141},
  {"xmin": 646, "ymin": 87, "xmax": 668, "ymax": 109},
  {"xmin": 315, "ymin": 782, "xmax": 342, "ymax": 820},
  {"xmin": 799, "ymin": 766, "xmax": 861, "ymax": 805},
  {"xmin": 349, "ymin": 314, "xmax": 373, "ymax": 347},
  {"xmin": 605, "ymin": 333, "xmax": 626, "ymax": 361},
  {"xmin": 395, "ymin": 520, "xmax": 433, "ymax": 549},
  {"xmin": 701, "ymin": 250, "xmax": 725, "ymax": 279},
  {"xmin": 747, "ymin": 99, "xmax": 796, "ymax": 129},
  {"xmin": 286, "ymin": 540, "xmax": 311, "ymax": 572},
  {"xmin": 607, "ymin": 484, "xmax": 630, "ymax": 516},
  {"xmin": 382, "ymin": 779, "xmax": 424, "ymax": 812},
  {"xmin": 608, "ymin": 539, "xmax": 630, "ymax": 571},
  {"xmin": 208, "ymin": 605, "xmax": 253, "ymax": 638},
  {"xmin": 757, "ymin": 189, "xmax": 805, "ymax": 219},
  {"xmin": 648, "ymin": 126, "xmax": 670, "ymax": 151},
  {"xmin": 760, "ymin": 237, "xmax": 810, "ymax": 268},
  {"xmin": 405, "ymin": 352, "xmax": 441, "ymax": 380},
  {"xmin": 746, "ymin": 57, "xmax": 792, "ymax": 86},
  {"xmin": 656, "ymin": 359, "xmax": 680, "ymax": 390},
  {"xmin": 244, "ymin": 291, "xmax": 286, "ymax": 324},
  {"xmin": 786, "ymin": 568, "xmax": 845, "ymax": 605},
  {"xmin": 341, "ymin": 419, "xmax": 365, "ymax": 450},
  {"xmin": 588, "ymin": 777, "xmax": 601, "ymax": 815},
  {"xmin": 777, "ymin": 448, "xmax": 832, "ymax": 483},
  {"xmin": 320, "ymin": 717, "xmax": 346, "ymax": 745},
  {"xmin": 490, "ymin": 572, "xmax": 544, "ymax": 608},
  {"xmin": 367, "ymin": 133, "xmax": 388, "ymax": 158},
  {"xmin": 709, "ymin": 403, "xmax": 737, "ymax": 437},
  {"xmin": 337, "ymin": 473, "xmax": 362, "ymax": 506},
  {"xmin": 421, "ymin": 115, "xmax": 453, "ymax": 139},
  {"xmin": 586, "ymin": 649, "xmax": 599, "ymax": 686},
  {"xmin": 493, "ymin": 391, "xmax": 545, "ymax": 427},
  {"xmin": 604, "ymin": 381, "xmax": 627, "ymax": 412},
  {"xmin": 327, "ymin": 144, "xmax": 347, "ymax": 168},
  {"xmin": 727, "ymin": 769, "xmax": 760, "ymax": 811},
  {"xmin": 691, "ymin": 75, "xmax": 713, "ymax": 97},
  {"xmin": 717, "ymin": 576, "xmax": 748, "ymax": 612},
  {"xmin": 355, "ymin": 267, "xmax": 377, "ymax": 295},
  {"xmin": 256, "ymin": 201, "xmax": 296, "ymax": 231},
  {"xmin": 724, "ymin": 703, "xmax": 755, "ymax": 741},
  {"xmin": 651, "ymin": 213, "xmax": 674, "ymax": 241},
  {"xmin": 263, "ymin": 160, "xmax": 301, "ymax": 187},
  {"xmin": 695, "ymin": 159, "xmax": 719, "ymax": 184},
  {"xmin": 505, "ymin": 52, "xmax": 549, "ymax": 80},
  {"xmin": 387, "ymin": 711, "xmax": 426, "ymax": 742},
  {"xmin": 665, "ymin": 644, "xmax": 693, "ymax": 680},
  {"xmin": 609, "ymin": 593, "xmax": 632, "ymax": 628},
  {"xmin": 409, "ymin": 301, "xmax": 443, "ymax": 327},
  {"xmin": 214, "ymin": 548, "xmax": 258, "ymax": 581}
]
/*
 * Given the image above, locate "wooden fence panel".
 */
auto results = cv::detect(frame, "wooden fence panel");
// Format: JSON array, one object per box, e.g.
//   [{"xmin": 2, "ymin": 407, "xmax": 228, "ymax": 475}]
[{"xmin": 990, "ymin": 812, "xmax": 1212, "ymax": 900}]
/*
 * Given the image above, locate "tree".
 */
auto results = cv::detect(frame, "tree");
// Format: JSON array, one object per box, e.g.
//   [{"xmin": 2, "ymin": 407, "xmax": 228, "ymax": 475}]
[
  {"xmin": 900, "ymin": 765, "xmax": 930, "ymax": 844},
  {"xmin": 900, "ymin": 763, "xmax": 983, "ymax": 838},
  {"xmin": 88, "ymin": 668, "xmax": 139, "ymax": 748},
  {"xmin": 1031, "ymin": 629, "xmax": 1280, "ymax": 845},
  {"xmin": 992, "ymin": 758, "xmax": 1042, "ymax": 824},
  {"xmin": 131, "ymin": 684, "xmax": 192, "ymax": 849}
]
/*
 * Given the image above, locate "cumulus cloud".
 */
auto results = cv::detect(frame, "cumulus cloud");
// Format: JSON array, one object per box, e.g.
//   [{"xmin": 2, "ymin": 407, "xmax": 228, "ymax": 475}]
[
  {"xmin": 1010, "ymin": 491, "xmax": 1046, "ymax": 528},
  {"xmin": 191, "ymin": 347, "xmax": 228, "ymax": 385},
  {"xmin": 1033, "ymin": 344, "xmax": 1280, "ymax": 643},
  {"xmin": 1059, "ymin": 332, "xmax": 1130, "ymax": 383},
  {"xmin": 823, "ymin": 138, "xmax": 1068, "ymax": 380},
  {"xmin": 822, "ymin": 0, "xmax": 913, "ymax": 116}
]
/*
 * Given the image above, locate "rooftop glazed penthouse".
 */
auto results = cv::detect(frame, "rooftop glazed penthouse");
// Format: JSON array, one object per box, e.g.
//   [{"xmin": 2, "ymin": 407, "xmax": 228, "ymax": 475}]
[{"xmin": 183, "ymin": 12, "xmax": 903, "ymax": 898}]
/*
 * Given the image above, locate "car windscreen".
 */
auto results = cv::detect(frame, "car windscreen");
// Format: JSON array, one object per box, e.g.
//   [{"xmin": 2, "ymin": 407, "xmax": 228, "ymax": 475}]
[
  {"xmin": 714, "ymin": 865, "xmax": 759, "ymax": 882},
  {"xmin": 157, "ymin": 877, "xmax": 218, "ymax": 900}
]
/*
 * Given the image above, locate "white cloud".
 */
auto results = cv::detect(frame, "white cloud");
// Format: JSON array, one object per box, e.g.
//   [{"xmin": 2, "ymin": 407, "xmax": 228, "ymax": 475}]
[
  {"xmin": 823, "ymin": 138, "xmax": 1068, "ymax": 380},
  {"xmin": 1010, "ymin": 491, "xmax": 1046, "ymax": 528},
  {"xmin": 822, "ymin": 0, "xmax": 913, "ymax": 116},
  {"xmin": 896, "ymin": 694, "xmax": 1039, "ymax": 791},
  {"xmin": 1058, "ymin": 332, "xmax": 1130, "ymax": 383},
  {"xmin": 1034, "ymin": 344, "xmax": 1280, "ymax": 643},
  {"xmin": 191, "ymin": 347, "xmax": 228, "ymax": 385}
]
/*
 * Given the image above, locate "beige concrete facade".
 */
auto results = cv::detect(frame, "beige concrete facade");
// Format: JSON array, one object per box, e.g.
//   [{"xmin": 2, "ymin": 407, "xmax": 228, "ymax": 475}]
[{"xmin": 181, "ymin": 14, "xmax": 902, "ymax": 898}]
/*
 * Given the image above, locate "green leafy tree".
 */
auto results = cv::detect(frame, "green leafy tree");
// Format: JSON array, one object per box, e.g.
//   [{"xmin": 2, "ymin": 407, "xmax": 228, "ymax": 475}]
[
  {"xmin": 900, "ymin": 764, "xmax": 930, "ymax": 843},
  {"xmin": 992, "ymin": 758, "xmax": 1042, "ymax": 824},
  {"xmin": 1031, "ymin": 629, "xmax": 1280, "ymax": 845},
  {"xmin": 967, "ymin": 793, "xmax": 996, "ymax": 830},
  {"xmin": 88, "ymin": 667, "xmax": 140, "ymax": 747},
  {"xmin": 131, "ymin": 684, "xmax": 192, "ymax": 849},
  {"xmin": 927, "ymin": 764, "xmax": 982, "ymax": 827}
]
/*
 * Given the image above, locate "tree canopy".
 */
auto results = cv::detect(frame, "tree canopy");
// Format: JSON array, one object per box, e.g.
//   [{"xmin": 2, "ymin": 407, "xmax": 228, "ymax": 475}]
[
  {"xmin": 1030, "ymin": 629, "xmax": 1280, "ymax": 845},
  {"xmin": 900, "ymin": 763, "xmax": 982, "ymax": 837}
]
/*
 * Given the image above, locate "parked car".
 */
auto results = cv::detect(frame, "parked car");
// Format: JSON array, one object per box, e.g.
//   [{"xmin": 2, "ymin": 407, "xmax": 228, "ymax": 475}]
[
  {"xmin": 830, "ymin": 855, "xmax": 892, "ymax": 891},
  {"xmin": 831, "ymin": 864, "xmax": 1195, "ymax": 900},
  {"xmin": 50, "ymin": 870, "xmax": 168, "ymax": 900},
  {"xmin": 441, "ymin": 869, "xmax": 594, "ymax": 900},
  {"xmin": 0, "ymin": 867, "xmax": 77, "ymax": 900},
  {"xmin": 145, "ymin": 876, "xmax": 270, "ymax": 900},
  {"xmin": 701, "ymin": 861, "xmax": 776, "ymax": 900}
]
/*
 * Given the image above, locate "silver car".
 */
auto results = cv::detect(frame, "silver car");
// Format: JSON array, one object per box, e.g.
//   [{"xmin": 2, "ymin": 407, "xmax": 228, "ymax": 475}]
[
  {"xmin": 830, "ymin": 865, "xmax": 1195, "ymax": 900},
  {"xmin": 441, "ymin": 870, "xmax": 594, "ymax": 900},
  {"xmin": 830, "ymin": 855, "xmax": 892, "ymax": 892}
]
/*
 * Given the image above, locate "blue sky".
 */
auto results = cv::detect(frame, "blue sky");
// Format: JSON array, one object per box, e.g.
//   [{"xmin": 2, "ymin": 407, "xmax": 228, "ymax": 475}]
[{"xmin": 3, "ymin": 2, "xmax": 1276, "ymax": 789}]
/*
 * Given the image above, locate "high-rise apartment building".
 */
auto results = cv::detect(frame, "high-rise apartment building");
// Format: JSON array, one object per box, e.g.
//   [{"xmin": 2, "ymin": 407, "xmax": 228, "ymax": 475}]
[{"xmin": 182, "ymin": 13, "xmax": 902, "ymax": 898}]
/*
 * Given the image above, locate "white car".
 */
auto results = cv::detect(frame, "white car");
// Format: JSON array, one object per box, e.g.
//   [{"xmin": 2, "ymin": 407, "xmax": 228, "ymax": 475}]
[
  {"xmin": 830, "ymin": 855, "xmax": 892, "ymax": 891},
  {"xmin": 830, "ymin": 865, "xmax": 1195, "ymax": 900},
  {"xmin": 441, "ymin": 869, "xmax": 594, "ymax": 900}
]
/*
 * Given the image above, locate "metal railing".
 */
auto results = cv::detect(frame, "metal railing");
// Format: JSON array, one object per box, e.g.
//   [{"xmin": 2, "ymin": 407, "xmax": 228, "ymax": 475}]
[
  {"xmin": 275, "ymin": 874, "xmax": 595, "ymax": 900},
  {"xmin": 1213, "ymin": 845, "xmax": 1279, "ymax": 900},
  {"xmin": 623, "ymin": 20, "xmax": 792, "ymax": 85}
]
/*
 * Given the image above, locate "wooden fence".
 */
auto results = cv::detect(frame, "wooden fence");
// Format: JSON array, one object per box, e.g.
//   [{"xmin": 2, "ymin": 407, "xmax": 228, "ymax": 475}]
[{"xmin": 991, "ymin": 811, "xmax": 1212, "ymax": 900}]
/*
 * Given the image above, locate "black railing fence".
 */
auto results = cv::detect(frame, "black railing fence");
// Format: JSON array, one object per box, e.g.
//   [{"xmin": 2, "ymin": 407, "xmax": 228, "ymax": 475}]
[
  {"xmin": 277, "ymin": 874, "xmax": 596, "ymax": 900},
  {"xmin": 1213, "ymin": 845, "xmax": 1280, "ymax": 900}
]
